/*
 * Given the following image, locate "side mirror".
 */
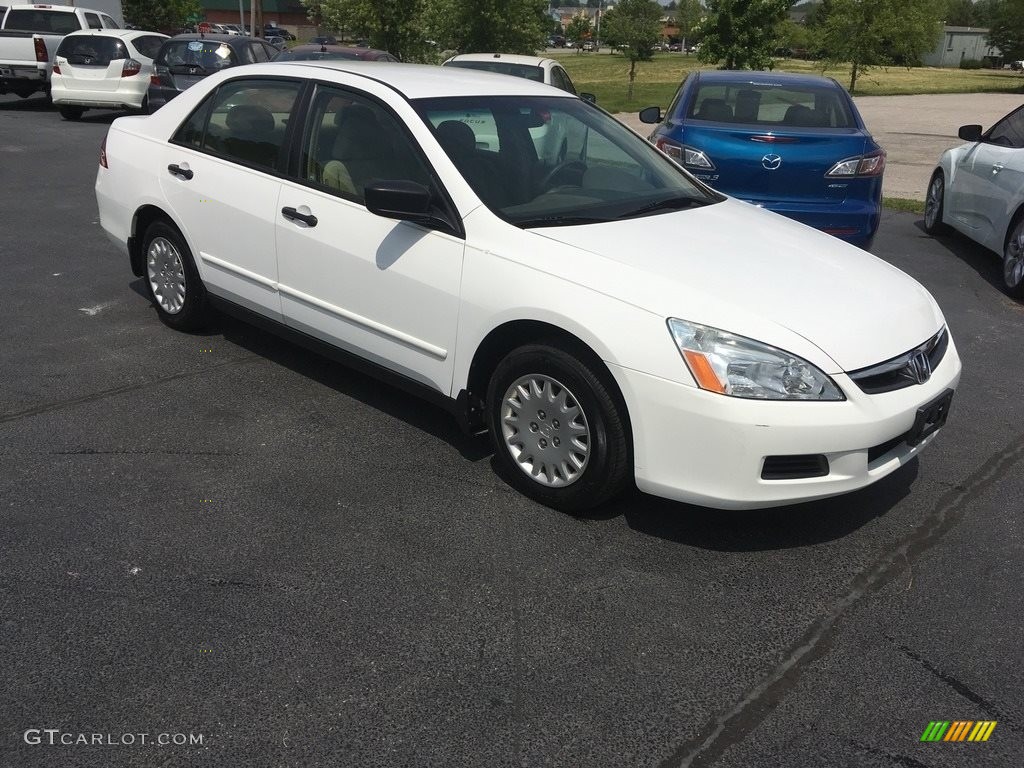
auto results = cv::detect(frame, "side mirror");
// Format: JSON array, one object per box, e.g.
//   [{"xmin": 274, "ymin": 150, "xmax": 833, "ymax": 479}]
[
  {"xmin": 580, "ymin": 92, "xmax": 597, "ymax": 104},
  {"xmin": 958, "ymin": 124, "xmax": 983, "ymax": 142},
  {"xmin": 365, "ymin": 179, "xmax": 432, "ymax": 220},
  {"xmin": 639, "ymin": 106, "xmax": 663, "ymax": 124}
]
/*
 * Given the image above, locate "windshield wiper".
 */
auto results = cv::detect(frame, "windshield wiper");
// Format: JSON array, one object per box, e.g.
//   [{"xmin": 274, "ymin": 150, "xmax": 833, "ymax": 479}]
[
  {"xmin": 516, "ymin": 215, "xmax": 612, "ymax": 228},
  {"xmin": 616, "ymin": 196, "xmax": 709, "ymax": 220}
]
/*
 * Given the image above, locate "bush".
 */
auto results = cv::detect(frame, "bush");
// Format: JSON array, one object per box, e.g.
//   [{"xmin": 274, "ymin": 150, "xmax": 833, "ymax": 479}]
[{"xmin": 959, "ymin": 58, "xmax": 983, "ymax": 69}]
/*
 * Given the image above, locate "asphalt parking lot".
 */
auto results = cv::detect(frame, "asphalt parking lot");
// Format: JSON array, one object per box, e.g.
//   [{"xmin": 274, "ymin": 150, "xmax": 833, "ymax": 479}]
[{"xmin": 1, "ymin": 93, "xmax": 1022, "ymax": 768}]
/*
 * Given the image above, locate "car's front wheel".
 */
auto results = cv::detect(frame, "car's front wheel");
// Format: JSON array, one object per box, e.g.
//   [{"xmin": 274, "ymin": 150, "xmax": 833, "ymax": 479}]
[
  {"xmin": 142, "ymin": 219, "xmax": 210, "ymax": 331},
  {"xmin": 486, "ymin": 342, "xmax": 631, "ymax": 511},
  {"xmin": 1003, "ymin": 216, "xmax": 1024, "ymax": 299},
  {"xmin": 923, "ymin": 170, "xmax": 949, "ymax": 235}
]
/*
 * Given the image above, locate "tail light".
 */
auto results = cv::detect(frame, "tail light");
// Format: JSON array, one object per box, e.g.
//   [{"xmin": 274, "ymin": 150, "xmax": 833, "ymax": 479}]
[
  {"xmin": 150, "ymin": 74, "xmax": 160, "ymax": 86},
  {"xmin": 34, "ymin": 36, "xmax": 48, "ymax": 63},
  {"xmin": 654, "ymin": 136, "xmax": 715, "ymax": 170},
  {"xmin": 826, "ymin": 151, "xmax": 886, "ymax": 178},
  {"xmin": 121, "ymin": 59, "xmax": 142, "ymax": 77},
  {"xmin": 99, "ymin": 134, "xmax": 108, "ymax": 169},
  {"xmin": 654, "ymin": 136, "xmax": 684, "ymax": 163},
  {"xmin": 52, "ymin": 61, "xmax": 61, "ymax": 75}
]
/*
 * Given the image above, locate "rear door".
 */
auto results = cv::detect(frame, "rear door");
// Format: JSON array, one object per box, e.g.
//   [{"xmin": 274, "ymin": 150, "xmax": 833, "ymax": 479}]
[{"xmin": 54, "ymin": 34, "xmax": 127, "ymax": 91}]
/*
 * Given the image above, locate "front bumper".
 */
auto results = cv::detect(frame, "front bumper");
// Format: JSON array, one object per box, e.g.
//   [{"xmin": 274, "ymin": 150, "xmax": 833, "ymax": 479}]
[{"xmin": 607, "ymin": 334, "xmax": 961, "ymax": 509}]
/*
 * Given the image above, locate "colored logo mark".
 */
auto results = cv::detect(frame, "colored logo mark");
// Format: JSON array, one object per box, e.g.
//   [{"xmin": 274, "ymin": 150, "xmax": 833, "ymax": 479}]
[{"xmin": 920, "ymin": 721, "xmax": 997, "ymax": 742}]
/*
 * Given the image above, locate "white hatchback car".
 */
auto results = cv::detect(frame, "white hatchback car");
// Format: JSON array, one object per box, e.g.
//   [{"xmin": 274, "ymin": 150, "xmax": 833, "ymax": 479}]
[
  {"xmin": 924, "ymin": 104, "xmax": 1024, "ymax": 298},
  {"xmin": 51, "ymin": 29, "xmax": 167, "ymax": 119},
  {"xmin": 95, "ymin": 62, "xmax": 961, "ymax": 511}
]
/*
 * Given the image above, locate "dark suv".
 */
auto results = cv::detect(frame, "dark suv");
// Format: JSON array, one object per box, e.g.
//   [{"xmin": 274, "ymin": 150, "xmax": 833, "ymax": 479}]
[{"xmin": 147, "ymin": 34, "xmax": 279, "ymax": 112}]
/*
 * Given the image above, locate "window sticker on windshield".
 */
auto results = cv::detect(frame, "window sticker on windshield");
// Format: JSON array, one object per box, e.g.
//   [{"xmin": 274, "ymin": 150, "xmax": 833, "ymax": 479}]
[{"xmin": 188, "ymin": 41, "xmax": 204, "ymax": 51}]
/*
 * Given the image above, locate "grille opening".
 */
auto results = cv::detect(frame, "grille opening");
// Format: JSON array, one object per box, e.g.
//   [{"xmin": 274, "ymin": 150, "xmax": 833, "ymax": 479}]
[
  {"xmin": 849, "ymin": 328, "xmax": 949, "ymax": 394},
  {"xmin": 761, "ymin": 454, "xmax": 829, "ymax": 480}
]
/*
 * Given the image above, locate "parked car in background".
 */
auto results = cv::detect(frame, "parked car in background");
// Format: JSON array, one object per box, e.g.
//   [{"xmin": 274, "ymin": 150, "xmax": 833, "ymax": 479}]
[
  {"xmin": 266, "ymin": 35, "xmax": 286, "ymax": 51},
  {"xmin": 264, "ymin": 24, "xmax": 295, "ymax": 41},
  {"xmin": 581, "ymin": 40, "xmax": 595, "ymax": 52},
  {"xmin": 273, "ymin": 44, "xmax": 397, "ymax": 62},
  {"xmin": 51, "ymin": 28, "xmax": 166, "ymax": 119},
  {"xmin": 641, "ymin": 70, "xmax": 885, "ymax": 249},
  {"xmin": 924, "ymin": 104, "xmax": 1024, "ymax": 298},
  {"xmin": 668, "ymin": 42, "xmax": 683, "ymax": 52},
  {"xmin": 0, "ymin": 3, "xmax": 120, "ymax": 99},
  {"xmin": 147, "ymin": 33, "xmax": 278, "ymax": 111},
  {"xmin": 95, "ymin": 61, "xmax": 960, "ymax": 511},
  {"xmin": 442, "ymin": 53, "xmax": 595, "ymax": 164}
]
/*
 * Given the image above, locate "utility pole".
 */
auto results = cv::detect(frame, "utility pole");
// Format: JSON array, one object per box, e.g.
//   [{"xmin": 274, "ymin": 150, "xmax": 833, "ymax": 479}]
[
  {"xmin": 249, "ymin": 0, "xmax": 263, "ymax": 37},
  {"xmin": 239, "ymin": 0, "xmax": 244, "ymax": 31}
]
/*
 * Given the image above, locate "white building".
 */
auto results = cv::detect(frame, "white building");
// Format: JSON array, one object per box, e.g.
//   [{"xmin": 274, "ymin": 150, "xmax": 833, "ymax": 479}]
[{"xmin": 922, "ymin": 26, "xmax": 1001, "ymax": 68}]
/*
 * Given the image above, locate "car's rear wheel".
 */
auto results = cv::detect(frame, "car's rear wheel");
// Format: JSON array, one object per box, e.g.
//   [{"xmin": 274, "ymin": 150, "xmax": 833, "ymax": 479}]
[
  {"xmin": 486, "ymin": 342, "xmax": 631, "ymax": 512},
  {"xmin": 923, "ymin": 170, "xmax": 949, "ymax": 235},
  {"xmin": 59, "ymin": 105, "xmax": 85, "ymax": 121},
  {"xmin": 1003, "ymin": 216, "xmax": 1024, "ymax": 299},
  {"xmin": 142, "ymin": 219, "xmax": 210, "ymax": 331}
]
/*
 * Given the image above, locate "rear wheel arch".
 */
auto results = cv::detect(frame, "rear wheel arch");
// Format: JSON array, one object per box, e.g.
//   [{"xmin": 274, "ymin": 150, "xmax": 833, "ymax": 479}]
[{"xmin": 130, "ymin": 206, "xmax": 186, "ymax": 277}]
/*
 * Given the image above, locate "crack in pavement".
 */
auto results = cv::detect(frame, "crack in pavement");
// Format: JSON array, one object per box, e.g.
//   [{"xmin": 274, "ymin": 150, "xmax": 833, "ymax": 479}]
[
  {"xmin": 897, "ymin": 643, "xmax": 1002, "ymax": 719},
  {"xmin": 0, "ymin": 355, "xmax": 260, "ymax": 425},
  {"xmin": 657, "ymin": 430, "xmax": 1024, "ymax": 768}
]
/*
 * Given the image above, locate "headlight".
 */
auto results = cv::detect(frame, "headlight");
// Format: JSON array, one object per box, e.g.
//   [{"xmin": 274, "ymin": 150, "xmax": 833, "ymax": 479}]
[{"xmin": 668, "ymin": 319, "xmax": 844, "ymax": 401}]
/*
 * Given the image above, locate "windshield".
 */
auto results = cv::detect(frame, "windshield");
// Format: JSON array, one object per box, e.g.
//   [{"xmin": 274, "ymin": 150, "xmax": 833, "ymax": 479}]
[
  {"xmin": 444, "ymin": 61, "xmax": 545, "ymax": 83},
  {"xmin": 414, "ymin": 95, "xmax": 719, "ymax": 228},
  {"xmin": 682, "ymin": 81, "xmax": 856, "ymax": 128}
]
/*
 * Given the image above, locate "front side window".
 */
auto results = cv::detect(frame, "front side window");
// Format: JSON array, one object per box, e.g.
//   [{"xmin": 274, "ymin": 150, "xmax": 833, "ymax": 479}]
[
  {"xmin": 101, "ymin": 13, "xmax": 119, "ymax": 28},
  {"xmin": 683, "ymin": 81, "xmax": 855, "ymax": 128},
  {"xmin": 416, "ymin": 95, "xmax": 719, "ymax": 227},
  {"xmin": 85, "ymin": 12, "xmax": 102, "ymax": 30},
  {"xmin": 552, "ymin": 66, "xmax": 576, "ymax": 95},
  {"xmin": 250, "ymin": 42, "xmax": 269, "ymax": 62},
  {"xmin": 986, "ymin": 106, "xmax": 1024, "ymax": 149},
  {"xmin": 173, "ymin": 79, "xmax": 302, "ymax": 172},
  {"xmin": 300, "ymin": 85, "xmax": 432, "ymax": 203}
]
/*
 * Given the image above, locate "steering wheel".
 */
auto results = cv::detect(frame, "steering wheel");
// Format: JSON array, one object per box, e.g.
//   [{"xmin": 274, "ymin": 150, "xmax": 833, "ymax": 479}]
[{"xmin": 539, "ymin": 160, "xmax": 587, "ymax": 192}]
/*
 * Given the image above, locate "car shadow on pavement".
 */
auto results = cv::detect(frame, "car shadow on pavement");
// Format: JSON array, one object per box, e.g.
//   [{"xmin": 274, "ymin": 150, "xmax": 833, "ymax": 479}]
[
  {"xmin": 595, "ymin": 460, "xmax": 918, "ymax": 551},
  {"xmin": 209, "ymin": 309, "xmax": 493, "ymax": 462},
  {"xmin": 0, "ymin": 94, "xmax": 53, "ymax": 112},
  {"xmin": 913, "ymin": 219, "xmax": 1006, "ymax": 294}
]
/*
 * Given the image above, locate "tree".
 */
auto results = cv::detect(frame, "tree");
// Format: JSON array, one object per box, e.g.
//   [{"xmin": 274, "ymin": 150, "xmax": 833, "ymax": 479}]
[
  {"xmin": 942, "ymin": 0, "xmax": 978, "ymax": 26},
  {"xmin": 446, "ymin": 0, "xmax": 550, "ymax": 54},
  {"xmin": 988, "ymin": 0, "xmax": 1024, "ymax": 62},
  {"xmin": 820, "ymin": 0, "xmax": 942, "ymax": 92},
  {"xmin": 672, "ymin": 0, "xmax": 704, "ymax": 47},
  {"xmin": 564, "ymin": 11, "xmax": 593, "ymax": 43},
  {"xmin": 305, "ymin": 0, "xmax": 429, "ymax": 60},
  {"xmin": 696, "ymin": 0, "xmax": 790, "ymax": 70},
  {"xmin": 123, "ymin": 0, "xmax": 200, "ymax": 32},
  {"xmin": 600, "ymin": 0, "xmax": 663, "ymax": 99}
]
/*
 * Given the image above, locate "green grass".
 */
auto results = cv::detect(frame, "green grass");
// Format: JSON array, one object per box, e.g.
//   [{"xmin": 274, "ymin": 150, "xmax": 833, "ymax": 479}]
[
  {"xmin": 552, "ymin": 51, "xmax": 1024, "ymax": 114},
  {"xmin": 883, "ymin": 197, "xmax": 926, "ymax": 215}
]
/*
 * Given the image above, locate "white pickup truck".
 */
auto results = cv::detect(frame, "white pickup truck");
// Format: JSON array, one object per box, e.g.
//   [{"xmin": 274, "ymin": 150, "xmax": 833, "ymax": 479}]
[{"xmin": 0, "ymin": 3, "xmax": 121, "ymax": 99}]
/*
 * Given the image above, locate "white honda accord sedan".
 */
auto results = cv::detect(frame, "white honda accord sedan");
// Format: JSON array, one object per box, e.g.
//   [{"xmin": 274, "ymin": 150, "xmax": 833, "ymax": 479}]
[
  {"xmin": 924, "ymin": 104, "xmax": 1024, "ymax": 298},
  {"xmin": 95, "ymin": 62, "xmax": 961, "ymax": 511}
]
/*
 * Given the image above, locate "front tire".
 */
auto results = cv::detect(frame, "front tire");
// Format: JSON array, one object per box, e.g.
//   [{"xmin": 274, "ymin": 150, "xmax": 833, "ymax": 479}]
[
  {"xmin": 1003, "ymin": 216, "xmax": 1024, "ymax": 299},
  {"xmin": 923, "ymin": 170, "xmax": 949, "ymax": 235},
  {"xmin": 142, "ymin": 219, "xmax": 210, "ymax": 331},
  {"xmin": 59, "ymin": 105, "xmax": 85, "ymax": 121},
  {"xmin": 486, "ymin": 342, "xmax": 631, "ymax": 512}
]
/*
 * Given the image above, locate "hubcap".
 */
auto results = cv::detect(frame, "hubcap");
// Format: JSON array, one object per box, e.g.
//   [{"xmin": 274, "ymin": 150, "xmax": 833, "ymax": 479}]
[
  {"xmin": 925, "ymin": 176, "xmax": 942, "ymax": 228},
  {"xmin": 146, "ymin": 236, "xmax": 186, "ymax": 314},
  {"xmin": 1005, "ymin": 223, "xmax": 1024, "ymax": 288},
  {"xmin": 501, "ymin": 374, "xmax": 590, "ymax": 487}
]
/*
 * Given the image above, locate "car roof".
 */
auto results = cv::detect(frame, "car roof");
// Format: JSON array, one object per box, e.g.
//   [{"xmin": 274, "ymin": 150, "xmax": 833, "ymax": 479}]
[
  {"xmin": 61, "ymin": 29, "xmax": 164, "ymax": 40},
  {"xmin": 695, "ymin": 70, "xmax": 840, "ymax": 88},
  {"xmin": 445, "ymin": 53, "xmax": 554, "ymax": 68},
  {"xmin": 272, "ymin": 61, "xmax": 567, "ymax": 98}
]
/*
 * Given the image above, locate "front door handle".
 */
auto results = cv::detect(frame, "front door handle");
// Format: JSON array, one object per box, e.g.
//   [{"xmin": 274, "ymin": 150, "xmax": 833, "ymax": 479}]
[
  {"xmin": 167, "ymin": 163, "xmax": 193, "ymax": 180},
  {"xmin": 281, "ymin": 206, "xmax": 318, "ymax": 227}
]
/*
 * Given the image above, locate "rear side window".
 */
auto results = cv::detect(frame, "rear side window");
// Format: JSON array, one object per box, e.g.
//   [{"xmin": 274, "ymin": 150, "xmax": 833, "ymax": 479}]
[
  {"xmin": 101, "ymin": 14, "xmax": 119, "ymax": 29},
  {"xmin": 4, "ymin": 9, "xmax": 80, "ymax": 33},
  {"xmin": 130, "ymin": 35, "xmax": 165, "ymax": 61},
  {"xmin": 173, "ymin": 78, "xmax": 302, "ymax": 173},
  {"xmin": 85, "ymin": 12, "xmax": 102, "ymax": 30},
  {"xmin": 684, "ymin": 82, "xmax": 855, "ymax": 128},
  {"xmin": 157, "ymin": 40, "xmax": 238, "ymax": 71},
  {"xmin": 56, "ymin": 35, "xmax": 128, "ymax": 64}
]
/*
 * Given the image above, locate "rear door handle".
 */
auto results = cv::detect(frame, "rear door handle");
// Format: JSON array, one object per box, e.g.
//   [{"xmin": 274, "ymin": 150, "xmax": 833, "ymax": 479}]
[
  {"xmin": 281, "ymin": 206, "xmax": 318, "ymax": 227},
  {"xmin": 167, "ymin": 163, "xmax": 193, "ymax": 180}
]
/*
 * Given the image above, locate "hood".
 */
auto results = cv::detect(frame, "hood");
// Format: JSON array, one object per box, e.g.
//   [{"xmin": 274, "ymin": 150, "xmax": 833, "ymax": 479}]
[{"xmin": 529, "ymin": 199, "xmax": 944, "ymax": 373}]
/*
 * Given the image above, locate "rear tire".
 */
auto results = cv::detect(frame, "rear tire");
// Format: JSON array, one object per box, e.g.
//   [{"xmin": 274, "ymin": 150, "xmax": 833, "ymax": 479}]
[
  {"xmin": 923, "ymin": 170, "xmax": 950, "ymax": 235},
  {"xmin": 486, "ymin": 341, "xmax": 631, "ymax": 512},
  {"xmin": 141, "ymin": 219, "xmax": 210, "ymax": 332},
  {"xmin": 59, "ymin": 105, "xmax": 85, "ymax": 121}
]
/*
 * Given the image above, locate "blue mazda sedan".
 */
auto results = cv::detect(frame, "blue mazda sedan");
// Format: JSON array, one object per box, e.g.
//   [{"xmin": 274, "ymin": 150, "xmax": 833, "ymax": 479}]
[{"xmin": 640, "ymin": 71, "xmax": 884, "ymax": 249}]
